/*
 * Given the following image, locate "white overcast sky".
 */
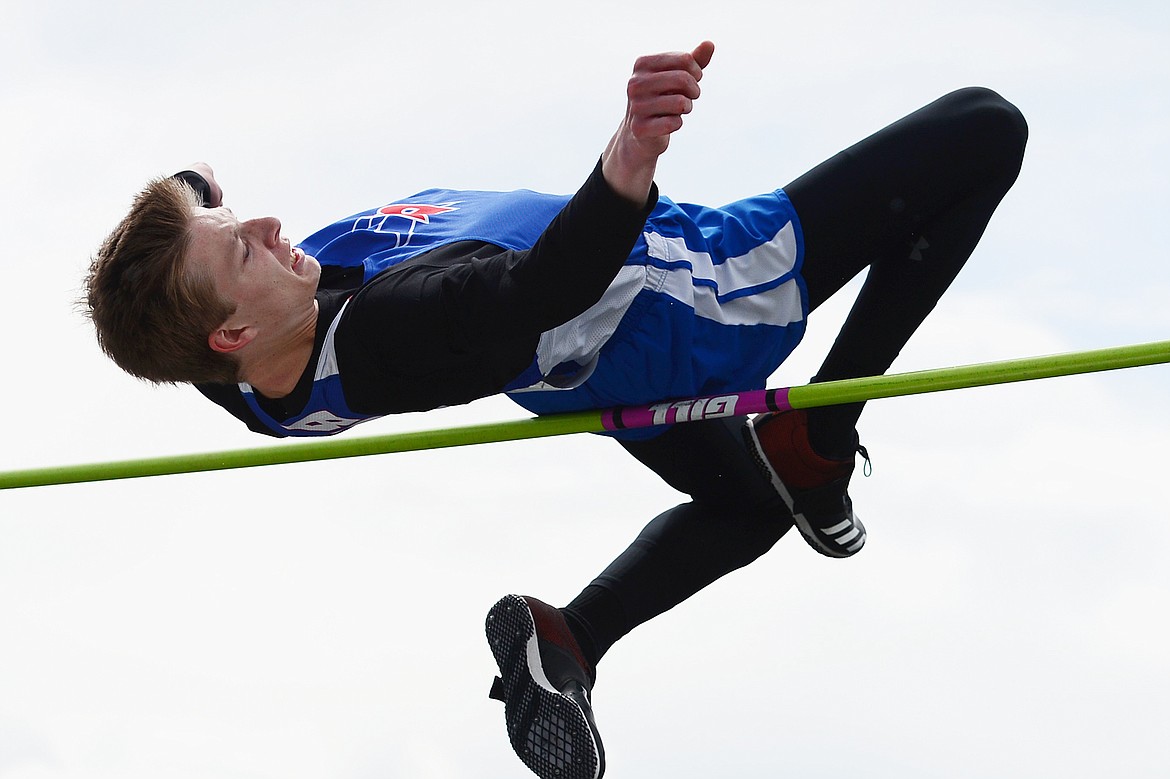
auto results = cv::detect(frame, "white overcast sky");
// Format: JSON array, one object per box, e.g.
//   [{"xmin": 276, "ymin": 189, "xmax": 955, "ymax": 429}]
[{"xmin": 2, "ymin": 1, "xmax": 1169, "ymax": 778}]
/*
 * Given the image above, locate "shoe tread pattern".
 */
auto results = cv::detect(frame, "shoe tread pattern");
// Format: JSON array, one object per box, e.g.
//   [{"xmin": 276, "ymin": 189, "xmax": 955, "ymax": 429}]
[{"xmin": 486, "ymin": 595, "xmax": 601, "ymax": 779}]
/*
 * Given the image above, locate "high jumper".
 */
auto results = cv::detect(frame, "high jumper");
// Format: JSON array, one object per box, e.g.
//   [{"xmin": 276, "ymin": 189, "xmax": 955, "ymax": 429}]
[{"xmin": 85, "ymin": 40, "xmax": 1026, "ymax": 779}]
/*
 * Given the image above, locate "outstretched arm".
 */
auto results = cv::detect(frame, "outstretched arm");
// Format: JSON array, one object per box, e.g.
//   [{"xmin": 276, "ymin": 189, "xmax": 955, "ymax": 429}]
[{"xmin": 601, "ymin": 40, "xmax": 715, "ymax": 205}]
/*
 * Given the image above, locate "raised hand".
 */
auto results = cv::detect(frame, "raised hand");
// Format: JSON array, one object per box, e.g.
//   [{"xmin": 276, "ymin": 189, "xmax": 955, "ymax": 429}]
[
  {"xmin": 188, "ymin": 162, "xmax": 224, "ymax": 208},
  {"xmin": 601, "ymin": 41, "xmax": 715, "ymax": 205}
]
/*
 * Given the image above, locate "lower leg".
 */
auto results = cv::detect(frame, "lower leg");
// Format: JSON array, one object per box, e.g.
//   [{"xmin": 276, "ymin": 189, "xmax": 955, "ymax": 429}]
[
  {"xmin": 808, "ymin": 185, "xmax": 1018, "ymax": 454},
  {"xmin": 563, "ymin": 499, "xmax": 788, "ymax": 665},
  {"xmin": 787, "ymin": 87, "xmax": 1028, "ymax": 455},
  {"xmin": 561, "ymin": 418, "xmax": 793, "ymax": 666}
]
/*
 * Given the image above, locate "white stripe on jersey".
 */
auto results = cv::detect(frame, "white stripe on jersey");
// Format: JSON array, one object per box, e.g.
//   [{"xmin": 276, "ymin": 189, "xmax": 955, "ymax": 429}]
[
  {"xmin": 519, "ymin": 220, "xmax": 802, "ymax": 393},
  {"xmin": 315, "ymin": 298, "xmax": 352, "ymax": 380},
  {"xmin": 643, "ymin": 222, "xmax": 803, "ymax": 328},
  {"xmin": 526, "ymin": 264, "xmax": 647, "ymax": 390}
]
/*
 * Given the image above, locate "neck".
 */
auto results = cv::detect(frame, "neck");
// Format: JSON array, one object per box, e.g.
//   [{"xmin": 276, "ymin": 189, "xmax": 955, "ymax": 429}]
[{"xmin": 238, "ymin": 303, "xmax": 319, "ymax": 398}]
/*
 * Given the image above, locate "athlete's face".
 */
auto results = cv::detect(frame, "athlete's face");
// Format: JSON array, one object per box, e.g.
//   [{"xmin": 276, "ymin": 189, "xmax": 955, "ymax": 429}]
[{"xmin": 187, "ymin": 207, "xmax": 321, "ymax": 350}]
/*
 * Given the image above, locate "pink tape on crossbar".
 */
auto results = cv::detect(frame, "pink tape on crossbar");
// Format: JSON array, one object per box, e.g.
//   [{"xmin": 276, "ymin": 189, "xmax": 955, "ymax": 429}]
[{"xmin": 600, "ymin": 388, "xmax": 792, "ymax": 431}]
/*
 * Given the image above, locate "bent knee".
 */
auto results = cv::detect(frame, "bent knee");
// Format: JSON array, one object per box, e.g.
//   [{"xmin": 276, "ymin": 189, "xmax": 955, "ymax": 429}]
[
  {"xmin": 942, "ymin": 86, "xmax": 1029, "ymax": 184},
  {"xmin": 951, "ymin": 87, "xmax": 1028, "ymax": 148}
]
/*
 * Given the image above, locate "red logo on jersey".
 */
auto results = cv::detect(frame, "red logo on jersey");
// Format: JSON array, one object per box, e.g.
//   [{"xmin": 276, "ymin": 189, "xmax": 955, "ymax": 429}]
[{"xmin": 377, "ymin": 203, "xmax": 457, "ymax": 223}]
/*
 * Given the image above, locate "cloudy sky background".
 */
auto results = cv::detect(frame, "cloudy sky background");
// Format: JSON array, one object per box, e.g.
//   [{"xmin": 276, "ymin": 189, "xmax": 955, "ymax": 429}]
[{"xmin": 2, "ymin": 1, "xmax": 1169, "ymax": 777}]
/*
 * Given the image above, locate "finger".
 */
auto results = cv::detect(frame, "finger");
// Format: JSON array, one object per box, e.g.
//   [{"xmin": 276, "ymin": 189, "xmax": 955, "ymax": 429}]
[
  {"xmin": 692, "ymin": 40, "xmax": 715, "ymax": 70},
  {"xmin": 630, "ymin": 113, "xmax": 685, "ymax": 141},
  {"xmin": 629, "ymin": 93, "xmax": 694, "ymax": 123},
  {"xmin": 627, "ymin": 69, "xmax": 701, "ymax": 101},
  {"xmin": 633, "ymin": 50, "xmax": 705, "ymax": 82}
]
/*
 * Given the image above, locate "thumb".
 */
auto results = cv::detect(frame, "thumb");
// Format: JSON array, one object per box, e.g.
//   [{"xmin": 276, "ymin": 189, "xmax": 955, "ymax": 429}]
[{"xmin": 692, "ymin": 40, "xmax": 715, "ymax": 70}]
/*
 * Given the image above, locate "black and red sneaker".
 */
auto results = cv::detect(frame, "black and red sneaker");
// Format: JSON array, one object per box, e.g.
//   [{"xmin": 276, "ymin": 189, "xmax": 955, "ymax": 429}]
[
  {"xmin": 486, "ymin": 595, "xmax": 604, "ymax": 779},
  {"xmin": 744, "ymin": 408, "xmax": 871, "ymax": 558}
]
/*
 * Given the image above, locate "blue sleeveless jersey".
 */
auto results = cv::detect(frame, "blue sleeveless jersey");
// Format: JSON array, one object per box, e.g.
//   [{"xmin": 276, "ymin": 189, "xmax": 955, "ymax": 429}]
[
  {"xmin": 298, "ymin": 188, "xmax": 572, "ymax": 282},
  {"xmin": 239, "ymin": 186, "xmax": 808, "ymax": 439}
]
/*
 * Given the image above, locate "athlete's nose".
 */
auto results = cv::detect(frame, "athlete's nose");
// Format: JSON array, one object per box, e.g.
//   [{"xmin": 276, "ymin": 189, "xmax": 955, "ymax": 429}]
[{"xmin": 245, "ymin": 216, "xmax": 283, "ymax": 248}]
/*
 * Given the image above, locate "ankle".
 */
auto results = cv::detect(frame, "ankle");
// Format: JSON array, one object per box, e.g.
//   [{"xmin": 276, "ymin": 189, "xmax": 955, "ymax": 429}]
[
  {"xmin": 805, "ymin": 407, "xmax": 861, "ymax": 462},
  {"xmin": 560, "ymin": 607, "xmax": 601, "ymax": 671}
]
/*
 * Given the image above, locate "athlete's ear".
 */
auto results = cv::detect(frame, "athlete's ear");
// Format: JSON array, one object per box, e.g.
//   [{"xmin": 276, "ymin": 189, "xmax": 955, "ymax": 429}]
[{"xmin": 208, "ymin": 325, "xmax": 255, "ymax": 354}]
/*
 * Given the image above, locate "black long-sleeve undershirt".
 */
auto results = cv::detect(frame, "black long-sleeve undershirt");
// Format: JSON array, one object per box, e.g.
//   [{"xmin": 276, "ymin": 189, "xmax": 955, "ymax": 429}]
[{"xmin": 198, "ymin": 160, "xmax": 657, "ymax": 434}]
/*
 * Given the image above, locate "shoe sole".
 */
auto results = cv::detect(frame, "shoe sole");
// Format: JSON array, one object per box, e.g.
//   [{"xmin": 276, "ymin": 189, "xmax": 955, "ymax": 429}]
[
  {"xmin": 743, "ymin": 420, "xmax": 861, "ymax": 558},
  {"xmin": 486, "ymin": 595, "xmax": 603, "ymax": 779}
]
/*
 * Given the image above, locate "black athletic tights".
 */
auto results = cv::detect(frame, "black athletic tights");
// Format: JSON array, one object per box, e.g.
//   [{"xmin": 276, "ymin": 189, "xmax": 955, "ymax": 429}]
[{"xmin": 562, "ymin": 88, "xmax": 1028, "ymax": 668}]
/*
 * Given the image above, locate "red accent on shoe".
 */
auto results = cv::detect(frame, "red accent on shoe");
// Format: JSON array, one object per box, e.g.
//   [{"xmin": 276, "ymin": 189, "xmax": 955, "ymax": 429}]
[
  {"xmin": 523, "ymin": 597, "xmax": 595, "ymax": 686},
  {"xmin": 751, "ymin": 409, "xmax": 853, "ymax": 490}
]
